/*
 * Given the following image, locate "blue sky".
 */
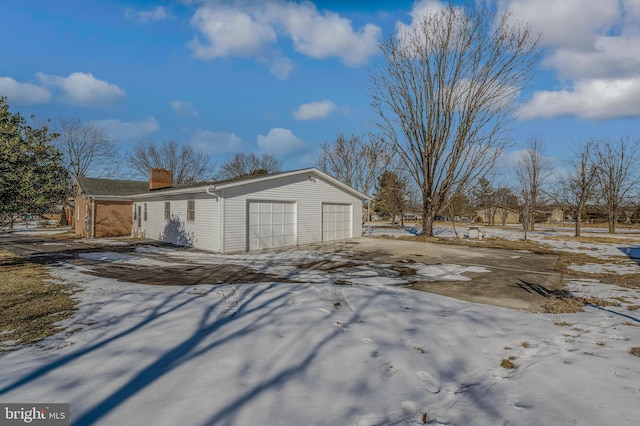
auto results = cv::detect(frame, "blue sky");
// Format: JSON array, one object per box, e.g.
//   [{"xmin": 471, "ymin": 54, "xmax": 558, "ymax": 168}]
[{"xmin": 2, "ymin": 0, "xmax": 640, "ymax": 179}]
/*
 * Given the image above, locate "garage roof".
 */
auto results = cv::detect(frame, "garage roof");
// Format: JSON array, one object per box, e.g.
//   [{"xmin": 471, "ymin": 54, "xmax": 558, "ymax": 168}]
[{"xmin": 130, "ymin": 168, "xmax": 370, "ymax": 200}]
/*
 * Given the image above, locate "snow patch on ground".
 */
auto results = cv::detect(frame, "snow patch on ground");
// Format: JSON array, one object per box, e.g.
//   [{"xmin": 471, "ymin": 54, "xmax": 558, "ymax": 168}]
[{"xmin": 0, "ymin": 248, "xmax": 639, "ymax": 425}]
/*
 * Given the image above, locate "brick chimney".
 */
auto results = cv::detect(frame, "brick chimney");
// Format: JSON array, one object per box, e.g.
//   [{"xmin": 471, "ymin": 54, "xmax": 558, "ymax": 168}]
[{"xmin": 149, "ymin": 168, "xmax": 173, "ymax": 190}]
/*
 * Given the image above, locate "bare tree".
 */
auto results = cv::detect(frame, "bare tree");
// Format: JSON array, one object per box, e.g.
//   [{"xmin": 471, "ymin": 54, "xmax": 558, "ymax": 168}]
[
  {"xmin": 515, "ymin": 137, "xmax": 553, "ymax": 237},
  {"xmin": 370, "ymin": 1, "xmax": 540, "ymax": 236},
  {"xmin": 52, "ymin": 117, "xmax": 119, "ymax": 178},
  {"xmin": 127, "ymin": 140, "xmax": 214, "ymax": 184},
  {"xmin": 316, "ymin": 133, "xmax": 394, "ymax": 197},
  {"xmin": 552, "ymin": 141, "xmax": 597, "ymax": 237},
  {"xmin": 594, "ymin": 136, "xmax": 640, "ymax": 233},
  {"xmin": 219, "ymin": 152, "xmax": 281, "ymax": 180}
]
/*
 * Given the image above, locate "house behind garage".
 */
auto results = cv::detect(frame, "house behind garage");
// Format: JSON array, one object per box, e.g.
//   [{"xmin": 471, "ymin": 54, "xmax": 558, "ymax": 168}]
[{"xmin": 73, "ymin": 176, "xmax": 149, "ymax": 238}]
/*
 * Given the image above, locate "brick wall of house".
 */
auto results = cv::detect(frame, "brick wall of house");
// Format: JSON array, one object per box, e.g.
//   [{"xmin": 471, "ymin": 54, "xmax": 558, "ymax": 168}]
[
  {"xmin": 73, "ymin": 188, "xmax": 133, "ymax": 238},
  {"xmin": 94, "ymin": 201, "xmax": 133, "ymax": 237}
]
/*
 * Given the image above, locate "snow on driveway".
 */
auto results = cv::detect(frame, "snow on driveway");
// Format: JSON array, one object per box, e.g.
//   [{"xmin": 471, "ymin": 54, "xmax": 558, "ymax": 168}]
[{"xmin": 0, "ymin": 248, "xmax": 639, "ymax": 425}]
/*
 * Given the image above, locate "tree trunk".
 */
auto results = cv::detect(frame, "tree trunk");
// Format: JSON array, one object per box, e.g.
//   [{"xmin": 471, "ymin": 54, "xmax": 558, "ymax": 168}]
[
  {"xmin": 608, "ymin": 211, "xmax": 616, "ymax": 234},
  {"xmin": 421, "ymin": 199, "xmax": 434, "ymax": 236},
  {"xmin": 575, "ymin": 215, "xmax": 581, "ymax": 237}
]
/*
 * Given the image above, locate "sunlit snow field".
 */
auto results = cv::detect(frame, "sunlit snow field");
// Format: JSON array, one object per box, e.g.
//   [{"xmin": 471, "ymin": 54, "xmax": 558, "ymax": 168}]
[{"xmin": 1, "ymin": 225, "xmax": 639, "ymax": 425}]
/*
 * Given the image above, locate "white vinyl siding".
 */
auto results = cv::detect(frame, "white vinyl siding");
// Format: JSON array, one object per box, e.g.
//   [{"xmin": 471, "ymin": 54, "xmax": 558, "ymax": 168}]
[
  {"xmin": 137, "ymin": 194, "xmax": 220, "ymax": 252},
  {"xmin": 248, "ymin": 201, "xmax": 296, "ymax": 250},
  {"xmin": 322, "ymin": 203, "xmax": 352, "ymax": 241},
  {"xmin": 222, "ymin": 173, "xmax": 362, "ymax": 252},
  {"xmin": 131, "ymin": 170, "xmax": 365, "ymax": 253}
]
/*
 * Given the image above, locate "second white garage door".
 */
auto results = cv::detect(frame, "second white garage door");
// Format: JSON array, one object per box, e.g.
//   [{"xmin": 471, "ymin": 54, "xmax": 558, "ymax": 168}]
[
  {"xmin": 322, "ymin": 203, "xmax": 352, "ymax": 241},
  {"xmin": 248, "ymin": 200, "xmax": 296, "ymax": 251}
]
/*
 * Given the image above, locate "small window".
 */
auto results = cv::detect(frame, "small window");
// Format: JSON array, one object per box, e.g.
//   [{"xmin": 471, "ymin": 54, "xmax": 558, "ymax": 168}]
[
  {"xmin": 133, "ymin": 204, "xmax": 137, "ymax": 220},
  {"xmin": 143, "ymin": 203, "xmax": 148, "ymax": 221},
  {"xmin": 164, "ymin": 201, "xmax": 171, "ymax": 220},
  {"xmin": 187, "ymin": 200, "xmax": 195, "ymax": 222}
]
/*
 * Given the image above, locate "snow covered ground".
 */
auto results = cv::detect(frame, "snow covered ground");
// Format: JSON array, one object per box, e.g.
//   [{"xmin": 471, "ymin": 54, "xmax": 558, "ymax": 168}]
[{"xmin": 1, "ymin": 234, "xmax": 639, "ymax": 425}]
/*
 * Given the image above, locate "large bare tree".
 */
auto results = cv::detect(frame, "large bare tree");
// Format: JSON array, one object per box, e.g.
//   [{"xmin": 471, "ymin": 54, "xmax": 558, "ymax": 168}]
[
  {"xmin": 515, "ymin": 137, "xmax": 553, "ymax": 236},
  {"xmin": 316, "ymin": 133, "xmax": 394, "ymax": 197},
  {"xmin": 594, "ymin": 136, "xmax": 640, "ymax": 233},
  {"xmin": 218, "ymin": 152, "xmax": 281, "ymax": 180},
  {"xmin": 370, "ymin": 1, "xmax": 540, "ymax": 236},
  {"xmin": 553, "ymin": 141, "xmax": 597, "ymax": 237},
  {"xmin": 52, "ymin": 117, "xmax": 119, "ymax": 178},
  {"xmin": 127, "ymin": 140, "xmax": 214, "ymax": 184}
]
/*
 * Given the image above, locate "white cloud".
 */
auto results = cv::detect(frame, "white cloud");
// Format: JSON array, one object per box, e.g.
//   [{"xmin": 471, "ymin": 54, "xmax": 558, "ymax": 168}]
[
  {"xmin": 504, "ymin": 0, "xmax": 640, "ymax": 120},
  {"xmin": 503, "ymin": 0, "xmax": 619, "ymax": 50},
  {"xmin": 257, "ymin": 128, "xmax": 306, "ymax": 156},
  {"xmin": 293, "ymin": 99, "xmax": 336, "ymax": 120},
  {"xmin": 518, "ymin": 78, "xmax": 640, "ymax": 120},
  {"xmin": 125, "ymin": 6, "xmax": 174, "ymax": 23},
  {"xmin": 36, "ymin": 72, "xmax": 126, "ymax": 107},
  {"xmin": 188, "ymin": 6, "xmax": 276, "ymax": 59},
  {"xmin": 545, "ymin": 37, "xmax": 640, "ymax": 80},
  {"xmin": 170, "ymin": 100, "xmax": 198, "ymax": 116},
  {"xmin": 90, "ymin": 117, "xmax": 159, "ymax": 142},
  {"xmin": 0, "ymin": 76, "xmax": 51, "ymax": 105},
  {"xmin": 191, "ymin": 129, "xmax": 243, "ymax": 154},
  {"xmin": 268, "ymin": 2, "xmax": 381, "ymax": 67},
  {"xmin": 187, "ymin": 1, "xmax": 381, "ymax": 78},
  {"xmin": 395, "ymin": 0, "xmax": 451, "ymax": 42}
]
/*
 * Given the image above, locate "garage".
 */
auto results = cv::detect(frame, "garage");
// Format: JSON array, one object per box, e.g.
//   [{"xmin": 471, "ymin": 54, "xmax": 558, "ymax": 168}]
[
  {"xmin": 322, "ymin": 203, "xmax": 352, "ymax": 242},
  {"xmin": 248, "ymin": 200, "xmax": 296, "ymax": 250}
]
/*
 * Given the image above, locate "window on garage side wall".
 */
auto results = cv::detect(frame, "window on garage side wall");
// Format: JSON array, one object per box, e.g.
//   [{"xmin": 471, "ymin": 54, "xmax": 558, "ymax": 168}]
[
  {"xmin": 144, "ymin": 203, "xmax": 148, "ymax": 221},
  {"xmin": 187, "ymin": 200, "xmax": 195, "ymax": 222},
  {"xmin": 164, "ymin": 201, "xmax": 170, "ymax": 220}
]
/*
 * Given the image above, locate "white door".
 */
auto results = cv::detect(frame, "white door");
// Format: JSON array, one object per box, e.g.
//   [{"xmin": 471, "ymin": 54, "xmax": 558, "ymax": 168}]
[
  {"xmin": 322, "ymin": 203, "xmax": 352, "ymax": 241},
  {"xmin": 248, "ymin": 201, "xmax": 296, "ymax": 250}
]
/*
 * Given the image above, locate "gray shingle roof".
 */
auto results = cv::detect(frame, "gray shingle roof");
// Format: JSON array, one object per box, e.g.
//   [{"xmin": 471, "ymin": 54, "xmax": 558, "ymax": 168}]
[{"xmin": 76, "ymin": 177, "xmax": 150, "ymax": 197}]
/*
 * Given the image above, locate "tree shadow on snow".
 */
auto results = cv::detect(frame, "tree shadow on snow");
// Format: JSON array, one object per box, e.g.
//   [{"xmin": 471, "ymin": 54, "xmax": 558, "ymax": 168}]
[{"xmin": 0, "ymin": 243, "xmax": 517, "ymax": 425}]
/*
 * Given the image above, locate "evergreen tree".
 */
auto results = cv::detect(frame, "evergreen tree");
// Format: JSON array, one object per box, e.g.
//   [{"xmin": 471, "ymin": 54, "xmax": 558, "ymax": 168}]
[{"xmin": 0, "ymin": 97, "xmax": 69, "ymax": 229}]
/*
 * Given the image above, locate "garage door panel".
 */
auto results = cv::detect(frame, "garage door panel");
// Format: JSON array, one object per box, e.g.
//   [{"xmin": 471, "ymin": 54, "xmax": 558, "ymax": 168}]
[
  {"xmin": 248, "ymin": 201, "xmax": 296, "ymax": 251},
  {"xmin": 323, "ymin": 203, "xmax": 352, "ymax": 242}
]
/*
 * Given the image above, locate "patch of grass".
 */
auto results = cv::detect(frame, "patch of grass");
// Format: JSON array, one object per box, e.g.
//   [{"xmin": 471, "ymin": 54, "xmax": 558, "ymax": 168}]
[
  {"xmin": 630, "ymin": 347, "xmax": 640, "ymax": 357},
  {"xmin": 501, "ymin": 359, "xmax": 516, "ymax": 369},
  {"xmin": 554, "ymin": 320, "xmax": 571, "ymax": 326},
  {"xmin": 627, "ymin": 305, "xmax": 640, "ymax": 311},
  {"xmin": 521, "ymin": 341, "xmax": 530, "ymax": 348},
  {"xmin": 596, "ymin": 341, "xmax": 605, "ymax": 347},
  {"xmin": 542, "ymin": 293, "xmax": 617, "ymax": 314},
  {"xmin": 622, "ymin": 321, "xmax": 637, "ymax": 326},
  {"xmin": 504, "ymin": 345, "xmax": 511, "ymax": 350},
  {"xmin": 0, "ymin": 250, "xmax": 77, "ymax": 351}
]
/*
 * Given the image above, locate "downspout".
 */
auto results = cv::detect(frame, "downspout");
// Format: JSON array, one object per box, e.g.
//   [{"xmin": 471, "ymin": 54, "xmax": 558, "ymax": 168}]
[
  {"xmin": 220, "ymin": 191, "xmax": 225, "ymax": 254},
  {"xmin": 206, "ymin": 186, "xmax": 224, "ymax": 253}
]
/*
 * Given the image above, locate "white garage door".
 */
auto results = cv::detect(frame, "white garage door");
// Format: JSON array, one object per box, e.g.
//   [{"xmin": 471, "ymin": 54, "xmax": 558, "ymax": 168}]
[
  {"xmin": 322, "ymin": 203, "xmax": 352, "ymax": 242},
  {"xmin": 248, "ymin": 201, "xmax": 296, "ymax": 251}
]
